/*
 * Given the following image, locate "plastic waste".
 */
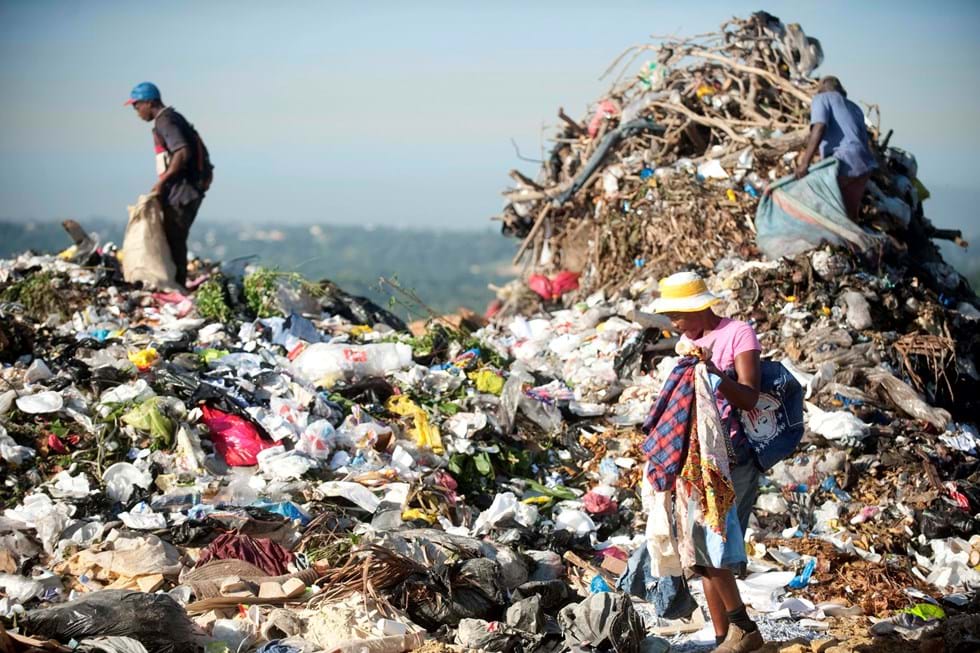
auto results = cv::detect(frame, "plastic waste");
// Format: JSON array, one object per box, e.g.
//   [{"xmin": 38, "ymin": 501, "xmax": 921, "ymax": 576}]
[
  {"xmin": 257, "ymin": 446, "xmax": 317, "ymax": 480},
  {"xmin": 528, "ymin": 271, "xmax": 580, "ymax": 301},
  {"xmin": 385, "ymin": 395, "xmax": 444, "ymax": 454},
  {"xmin": 806, "ymin": 403, "xmax": 869, "ymax": 443},
  {"xmin": 292, "ymin": 342, "xmax": 412, "ymax": 384},
  {"xmin": 0, "ymin": 574, "xmax": 47, "ymax": 604},
  {"xmin": 15, "ymin": 390, "xmax": 64, "ymax": 414},
  {"xmin": 128, "ymin": 348, "xmax": 159, "ymax": 371},
  {"xmin": 118, "ymin": 502, "xmax": 167, "ymax": 530},
  {"xmin": 840, "ymin": 290, "xmax": 873, "ymax": 330},
  {"xmin": 868, "ymin": 369, "xmax": 951, "ymax": 430},
  {"xmin": 787, "ymin": 558, "xmax": 816, "ymax": 589},
  {"xmin": 77, "ymin": 637, "xmax": 150, "ymax": 653},
  {"xmin": 317, "ymin": 481, "xmax": 380, "ymax": 513},
  {"xmin": 121, "ymin": 398, "xmax": 175, "ymax": 447},
  {"xmin": 590, "ymin": 575, "xmax": 612, "ymax": 593},
  {"xmin": 472, "ymin": 492, "xmax": 539, "ymax": 534},
  {"xmin": 22, "ymin": 590, "xmax": 201, "ymax": 653},
  {"xmin": 50, "ymin": 470, "xmax": 92, "ymax": 499},
  {"xmin": 212, "ymin": 619, "xmax": 255, "ymax": 652},
  {"xmin": 103, "ymin": 462, "xmax": 154, "ymax": 503},
  {"xmin": 201, "ymin": 405, "xmax": 276, "ymax": 467},
  {"xmin": 295, "ymin": 419, "xmax": 338, "ymax": 459},
  {"xmin": 25, "ymin": 358, "xmax": 54, "ymax": 383},
  {"xmin": 5, "ymin": 493, "xmax": 73, "ymax": 554},
  {"xmin": 555, "ymin": 509, "xmax": 597, "ymax": 537},
  {"xmin": 0, "ymin": 427, "xmax": 35, "ymax": 465}
]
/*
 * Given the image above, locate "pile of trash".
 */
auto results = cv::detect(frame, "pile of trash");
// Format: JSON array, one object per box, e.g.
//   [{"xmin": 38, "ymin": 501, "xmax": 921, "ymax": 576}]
[
  {"xmin": 493, "ymin": 13, "xmax": 971, "ymax": 305},
  {"xmin": 1, "ymin": 11, "xmax": 979, "ymax": 653}
]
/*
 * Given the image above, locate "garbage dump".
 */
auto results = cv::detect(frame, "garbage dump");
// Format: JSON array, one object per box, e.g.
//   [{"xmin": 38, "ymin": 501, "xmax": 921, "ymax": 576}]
[{"xmin": 1, "ymin": 11, "xmax": 979, "ymax": 653}]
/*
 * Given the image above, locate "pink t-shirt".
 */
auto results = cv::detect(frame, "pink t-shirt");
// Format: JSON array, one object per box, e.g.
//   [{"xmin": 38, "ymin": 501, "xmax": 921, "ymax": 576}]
[{"xmin": 680, "ymin": 318, "xmax": 761, "ymax": 371}]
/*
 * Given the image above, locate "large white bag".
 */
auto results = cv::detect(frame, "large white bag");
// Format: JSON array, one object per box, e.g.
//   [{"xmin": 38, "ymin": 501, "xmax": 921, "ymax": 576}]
[{"xmin": 121, "ymin": 194, "xmax": 177, "ymax": 289}]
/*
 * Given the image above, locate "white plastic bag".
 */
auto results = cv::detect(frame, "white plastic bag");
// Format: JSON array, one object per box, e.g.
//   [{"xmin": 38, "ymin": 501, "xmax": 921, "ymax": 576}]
[
  {"xmin": 293, "ymin": 343, "xmax": 413, "ymax": 383},
  {"xmin": 121, "ymin": 194, "xmax": 177, "ymax": 289}
]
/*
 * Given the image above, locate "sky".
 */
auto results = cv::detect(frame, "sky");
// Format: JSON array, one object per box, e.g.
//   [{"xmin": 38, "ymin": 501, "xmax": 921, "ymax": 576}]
[{"xmin": 1, "ymin": 0, "xmax": 979, "ymax": 237}]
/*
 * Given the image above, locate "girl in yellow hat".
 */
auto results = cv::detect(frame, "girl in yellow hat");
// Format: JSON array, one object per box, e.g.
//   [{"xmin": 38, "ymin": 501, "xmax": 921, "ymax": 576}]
[{"xmin": 651, "ymin": 271, "xmax": 764, "ymax": 653}]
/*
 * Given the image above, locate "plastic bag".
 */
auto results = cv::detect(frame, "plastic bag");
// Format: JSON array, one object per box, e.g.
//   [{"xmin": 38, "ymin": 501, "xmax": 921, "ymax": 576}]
[
  {"xmin": 527, "ymin": 271, "xmax": 580, "ymax": 301},
  {"xmin": 22, "ymin": 590, "xmax": 202, "ymax": 653},
  {"xmin": 292, "ymin": 342, "xmax": 412, "ymax": 384},
  {"xmin": 385, "ymin": 395, "xmax": 444, "ymax": 454},
  {"xmin": 102, "ymin": 462, "xmax": 154, "ymax": 503},
  {"xmin": 868, "ymin": 369, "xmax": 951, "ymax": 430},
  {"xmin": 200, "ymin": 405, "xmax": 275, "ymax": 466},
  {"xmin": 806, "ymin": 404, "xmax": 869, "ymax": 443},
  {"xmin": 121, "ymin": 398, "xmax": 174, "ymax": 447},
  {"xmin": 121, "ymin": 194, "xmax": 177, "ymax": 290},
  {"xmin": 840, "ymin": 290, "xmax": 872, "ymax": 330}
]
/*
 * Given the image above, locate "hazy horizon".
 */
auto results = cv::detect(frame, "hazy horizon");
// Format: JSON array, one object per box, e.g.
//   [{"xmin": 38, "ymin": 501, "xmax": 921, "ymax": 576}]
[{"xmin": 2, "ymin": 1, "xmax": 979, "ymax": 240}]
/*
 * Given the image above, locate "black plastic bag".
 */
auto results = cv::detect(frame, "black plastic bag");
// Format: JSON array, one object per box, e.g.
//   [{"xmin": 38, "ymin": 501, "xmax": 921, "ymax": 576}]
[
  {"xmin": 22, "ymin": 590, "xmax": 203, "ymax": 653},
  {"xmin": 402, "ymin": 558, "xmax": 507, "ymax": 629}
]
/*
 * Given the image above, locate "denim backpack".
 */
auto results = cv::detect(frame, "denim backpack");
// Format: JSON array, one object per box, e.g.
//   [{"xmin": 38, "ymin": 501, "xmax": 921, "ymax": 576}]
[{"xmin": 740, "ymin": 361, "xmax": 805, "ymax": 470}]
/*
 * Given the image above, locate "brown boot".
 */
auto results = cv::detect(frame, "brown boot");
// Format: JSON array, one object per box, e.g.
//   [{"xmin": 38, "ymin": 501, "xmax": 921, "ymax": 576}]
[{"xmin": 712, "ymin": 624, "xmax": 764, "ymax": 653}]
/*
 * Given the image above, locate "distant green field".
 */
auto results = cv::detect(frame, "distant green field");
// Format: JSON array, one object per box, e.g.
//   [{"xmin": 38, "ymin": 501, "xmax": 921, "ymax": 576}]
[{"xmin": 0, "ymin": 220, "xmax": 518, "ymax": 317}]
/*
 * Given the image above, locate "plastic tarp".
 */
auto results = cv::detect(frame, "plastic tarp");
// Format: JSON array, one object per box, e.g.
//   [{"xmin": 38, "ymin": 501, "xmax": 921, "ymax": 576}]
[{"xmin": 755, "ymin": 159, "xmax": 879, "ymax": 260}]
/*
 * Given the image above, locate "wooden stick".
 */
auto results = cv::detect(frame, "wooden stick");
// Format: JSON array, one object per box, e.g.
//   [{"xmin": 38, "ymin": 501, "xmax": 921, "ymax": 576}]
[
  {"xmin": 687, "ymin": 48, "xmax": 814, "ymax": 105},
  {"xmin": 509, "ymin": 169, "xmax": 544, "ymax": 191},
  {"xmin": 558, "ymin": 107, "xmax": 587, "ymax": 136},
  {"xmin": 649, "ymin": 101, "xmax": 747, "ymax": 144},
  {"xmin": 512, "ymin": 204, "xmax": 551, "ymax": 265},
  {"xmin": 563, "ymin": 550, "xmax": 617, "ymax": 584}
]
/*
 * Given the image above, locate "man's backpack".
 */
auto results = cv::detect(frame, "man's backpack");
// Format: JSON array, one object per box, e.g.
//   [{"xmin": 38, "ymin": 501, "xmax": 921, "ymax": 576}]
[{"xmin": 189, "ymin": 124, "xmax": 214, "ymax": 192}]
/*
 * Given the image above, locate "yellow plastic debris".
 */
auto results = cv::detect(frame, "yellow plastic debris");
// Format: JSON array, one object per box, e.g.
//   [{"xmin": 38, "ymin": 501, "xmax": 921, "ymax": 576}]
[
  {"xmin": 128, "ymin": 348, "xmax": 159, "ymax": 371},
  {"xmin": 522, "ymin": 495, "xmax": 553, "ymax": 506},
  {"xmin": 401, "ymin": 508, "xmax": 437, "ymax": 524},
  {"xmin": 386, "ymin": 395, "xmax": 444, "ymax": 455},
  {"xmin": 469, "ymin": 369, "xmax": 505, "ymax": 395},
  {"xmin": 726, "ymin": 189, "xmax": 737, "ymax": 202},
  {"xmin": 57, "ymin": 245, "xmax": 78, "ymax": 260},
  {"xmin": 695, "ymin": 84, "xmax": 715, "ymax": 98},
  {"xmin": 349, "ymin": 325, "xmax": 373, "ymax": 337}
]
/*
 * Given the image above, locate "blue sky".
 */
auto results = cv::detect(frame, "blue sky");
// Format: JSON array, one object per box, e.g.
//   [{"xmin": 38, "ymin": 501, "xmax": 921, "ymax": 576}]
[{"xmin": 1, "ymin": 0, "xmax": 979, "ymax": 236}]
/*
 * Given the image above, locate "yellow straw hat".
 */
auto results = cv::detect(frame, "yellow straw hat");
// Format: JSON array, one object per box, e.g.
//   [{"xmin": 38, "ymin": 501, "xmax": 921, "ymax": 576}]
[{"xmin": 651, "ymin": 271, "xmax": 719, "ymax": 313}]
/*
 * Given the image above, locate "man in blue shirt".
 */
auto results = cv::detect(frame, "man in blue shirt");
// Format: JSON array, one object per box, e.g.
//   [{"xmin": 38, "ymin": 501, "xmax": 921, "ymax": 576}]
[{"xmin": 795, "ymin": 76, "xmax": 877, "ymax": 221}]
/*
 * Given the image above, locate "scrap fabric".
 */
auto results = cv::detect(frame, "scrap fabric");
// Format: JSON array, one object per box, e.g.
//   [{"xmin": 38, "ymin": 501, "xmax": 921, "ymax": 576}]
[
  {"xmin": 642, "ymin": 357, "xmax": 739, "ymax": 572},
  {"xmin": 679, "ymin": 362, "xmax": 736, "ymax": 538},
  {"xmin": 640, "ymin": 357, "xmax": 697, "ymax": 491}
]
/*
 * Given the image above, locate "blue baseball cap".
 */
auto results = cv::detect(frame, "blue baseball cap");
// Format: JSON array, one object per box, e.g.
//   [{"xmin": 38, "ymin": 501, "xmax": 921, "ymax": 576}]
[{"xmin": 124, "ymin": 82, "xmax": 161, "ymax": 106}]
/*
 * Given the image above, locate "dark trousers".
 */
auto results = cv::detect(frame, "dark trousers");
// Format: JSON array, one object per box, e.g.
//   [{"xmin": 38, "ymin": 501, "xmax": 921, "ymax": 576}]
[
  {"xmin": 162, "ymin": 198, "xmax": 202, "ymax": 287},
  {"xmin": 838, "ymin": 173, "xmax": 870, "ymax": 222}
]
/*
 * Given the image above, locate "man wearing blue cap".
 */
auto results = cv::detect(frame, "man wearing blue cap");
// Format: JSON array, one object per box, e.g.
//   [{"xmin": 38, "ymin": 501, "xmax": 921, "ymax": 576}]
[{"xmin": 126, "ymin": 82, "xmax": 213, "ymax": 287}]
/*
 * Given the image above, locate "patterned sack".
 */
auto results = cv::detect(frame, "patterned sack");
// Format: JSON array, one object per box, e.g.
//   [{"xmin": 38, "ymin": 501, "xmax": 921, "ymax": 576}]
[{"xmin": 740, "ymin": 360, "xmax": 805, "ymax": 470}]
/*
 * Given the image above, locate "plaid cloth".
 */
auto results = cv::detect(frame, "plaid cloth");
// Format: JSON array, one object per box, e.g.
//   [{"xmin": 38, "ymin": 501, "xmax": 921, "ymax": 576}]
[{"xmin": 641, "ymin": 357, "xmax": 697, "ymax": 491}]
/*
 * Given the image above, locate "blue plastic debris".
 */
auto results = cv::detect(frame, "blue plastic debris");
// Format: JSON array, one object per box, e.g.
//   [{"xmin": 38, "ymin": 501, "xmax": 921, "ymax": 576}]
[
  {"xmin": 590, "ymin": 575, "xmax": 612, "ymax": 593},
  {"xmin": 788, "ymin": 558, "xmax": 816, "ymax": 589}
]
